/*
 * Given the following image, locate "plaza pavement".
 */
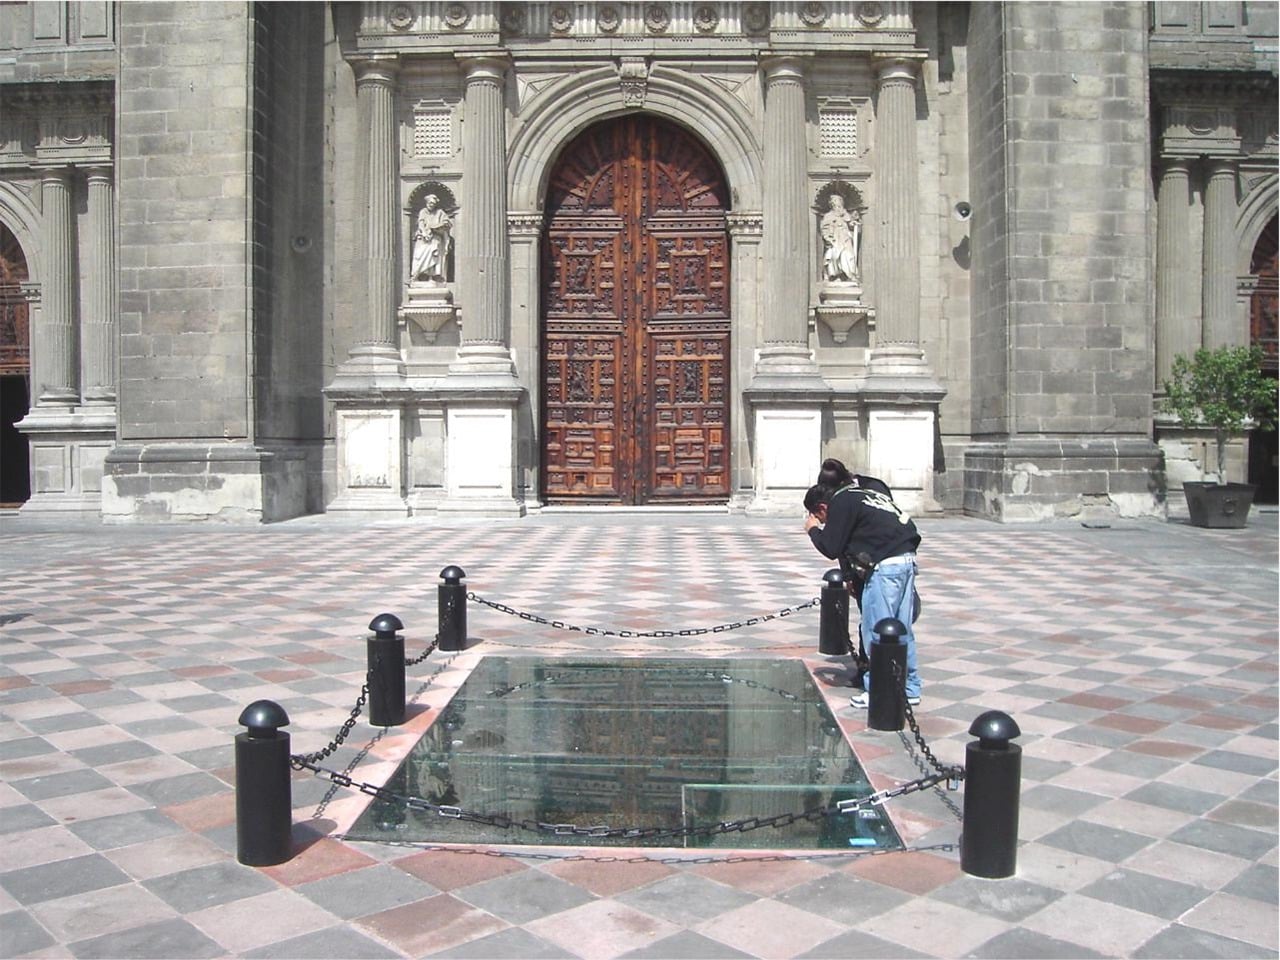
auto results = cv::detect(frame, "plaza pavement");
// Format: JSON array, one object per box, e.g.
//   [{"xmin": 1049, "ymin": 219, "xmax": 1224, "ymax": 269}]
[{"xmin": 0, "ymin": 509, "xmax": 1276, "ymax": 959}]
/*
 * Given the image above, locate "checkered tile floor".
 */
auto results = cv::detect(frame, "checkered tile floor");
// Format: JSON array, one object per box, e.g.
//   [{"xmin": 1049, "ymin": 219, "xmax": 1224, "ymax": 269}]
[{"xmin": 0, "ymin": 512, "xmax": 1276, "ymax": 958}]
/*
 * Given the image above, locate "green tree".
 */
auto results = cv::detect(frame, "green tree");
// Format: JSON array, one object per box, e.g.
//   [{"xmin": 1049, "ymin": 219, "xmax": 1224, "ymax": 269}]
[{"xmin": 1162, "ymin": 345, "xmax": 1278, "ymax": 482}]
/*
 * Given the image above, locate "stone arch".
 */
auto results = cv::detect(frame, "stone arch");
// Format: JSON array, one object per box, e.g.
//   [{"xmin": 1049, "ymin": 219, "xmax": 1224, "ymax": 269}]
[
  {"xmin": 1237, "ymin": 172, "xmax": 1278, "ymax": 275},
  {"xmin": 0, "ymin": 182, "xmax": 43, "ymax": 285},
  {"xmin": 508, "ymin": 65, "xmax": 763, "ymax": 213}
]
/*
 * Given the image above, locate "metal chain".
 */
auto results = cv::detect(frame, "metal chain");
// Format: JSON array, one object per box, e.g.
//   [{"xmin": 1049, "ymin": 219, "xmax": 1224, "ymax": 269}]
[
  {"xmin": 405, "ymin": 635, "xmax": 440, "ymax": 666},
  {"xmin": 294, "ymin": 756, "xmax": 951, "ymax": 842},
  {"xmin": 331, "ymin": 836, "xmax": 961, "ymax": 866},
  {"xmin": 891, "ymin": 660, "xmax": 964, "ymax": 783},
  {"xmin": 490, "ymin": 666, "xmax": 802, "ymax": 704},
  {"xmin": 898, "ymin": 731, "xmax": 964, "ymax": 822},
  {"xmin": 292, "ymin": 675, "xmax": 370, "ymax": 766},
  {"xmin": 467, "ymin": 592, "xmax": 820, "ymax": 639}
]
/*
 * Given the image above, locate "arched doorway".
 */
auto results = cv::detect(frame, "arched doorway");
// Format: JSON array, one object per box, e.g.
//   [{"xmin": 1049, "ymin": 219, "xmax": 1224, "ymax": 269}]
[
  {"xmin": 540, "ymin": 115, "xmax": 731, "ymax": 504},
  {"xmin": 1247, "ymin": 215, "xmax": 1277, "ymax": 502},
  {"xmin": 0, "ymin": 223, "xmax": 30, "ymax": 506}
]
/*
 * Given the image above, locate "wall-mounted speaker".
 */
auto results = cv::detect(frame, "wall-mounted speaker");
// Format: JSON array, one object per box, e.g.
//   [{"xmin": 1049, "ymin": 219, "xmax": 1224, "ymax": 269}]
[{"xmin": 953, "ymin": 201, "xmax": 972, "ymax": 222}]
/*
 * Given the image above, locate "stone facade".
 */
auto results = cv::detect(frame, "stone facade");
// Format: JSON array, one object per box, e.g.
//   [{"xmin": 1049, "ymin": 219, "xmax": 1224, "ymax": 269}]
[{"xmin": 0, "ymin": 1, "xmax": 1275, "ymax": 523}]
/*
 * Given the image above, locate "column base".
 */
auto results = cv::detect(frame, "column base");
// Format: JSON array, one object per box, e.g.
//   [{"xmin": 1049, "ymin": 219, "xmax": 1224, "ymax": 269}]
[
  {"xmin": 441, "ymin": 401, "xmax": 524, "ymax": 517},
  {"xmin": 327, "ymin": 405, "xmax": 408, "ymax": 519},
  {"xmin": 330, "ymin": 343, "xmax": 406, "ymax": 391},
  {"xmin": 15, "ymin": 405, "xmax": 117, "ymax": 519},
  {"xmin": 449, "ymin": 343, "xmax": 517, "ymax": 380}
]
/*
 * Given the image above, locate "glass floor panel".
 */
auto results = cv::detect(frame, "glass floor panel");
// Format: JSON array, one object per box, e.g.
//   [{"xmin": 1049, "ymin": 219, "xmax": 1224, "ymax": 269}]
[{"xmin": 346, "ymin": 657, "xmax": 902, "ymax": 850}]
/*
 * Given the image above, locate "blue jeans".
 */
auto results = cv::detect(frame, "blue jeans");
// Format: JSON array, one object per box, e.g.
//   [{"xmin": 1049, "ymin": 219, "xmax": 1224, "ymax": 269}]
[{"xmin": 860, "ymin": 556, "xmax": 921, "ymax": 698}]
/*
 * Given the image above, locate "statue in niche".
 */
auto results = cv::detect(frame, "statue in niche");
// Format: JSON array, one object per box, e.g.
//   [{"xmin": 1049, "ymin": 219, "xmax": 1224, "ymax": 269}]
[
  {"xmin": 410, "ymin": 193, "xmax": 453, "ymax": 282},
  {"xmin": 820, "ymin": 193, "xmax": 861, "ymax": 283}
]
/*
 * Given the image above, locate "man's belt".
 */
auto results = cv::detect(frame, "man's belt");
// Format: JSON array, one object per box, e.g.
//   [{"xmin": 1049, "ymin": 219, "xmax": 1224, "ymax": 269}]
[{"xmin": 876, "ymin": 553, "xmax": 916, "ymax": 567}]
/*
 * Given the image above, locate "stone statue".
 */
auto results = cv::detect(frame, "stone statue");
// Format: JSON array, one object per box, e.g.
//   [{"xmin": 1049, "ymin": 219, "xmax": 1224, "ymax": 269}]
[
  {"xmin": 410, "ymin": 194, "xmax": 452, "ymax": 282},
  {"xmin": 820, "ymin": 194, "xmax": 861, "ymax": 283}
]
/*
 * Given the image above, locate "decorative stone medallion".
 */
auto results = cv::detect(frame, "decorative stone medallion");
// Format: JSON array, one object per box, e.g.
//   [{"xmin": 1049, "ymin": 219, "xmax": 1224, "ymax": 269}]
[
  {"xmin": 800, "ymin": 2, "xmax": 829, "ymax": 27},
  {"xmin": 645, "ymin": 3, "xmax": 671, "ymax": 33},
  {"xmin": 388, "ymin": 4, "xmax": 414, "ymax": 30},
  {"xmin": 856, "ymin": 2, "xmax": 885, "ymax": 26},
  {"xmin": 597, "ymin": 5, "xmax": 621, "ymax": 32},
  {"xmin": 443, "ymin": 4, "xmax": 470, "ymax": 29},
  {"xmin": 743, "ymin": 3, "xmax": 770, "ymax": 33},
  {"xmin": 549, "ymin": 5, "xmax": 573, "ymax": 33},
  {"xmin": 500, "ymin": 5, "xmax": 525, "ymax": 33},
  {"xmin": 694, "ymin": 5, "xmax": 720, "ymax": 32}
]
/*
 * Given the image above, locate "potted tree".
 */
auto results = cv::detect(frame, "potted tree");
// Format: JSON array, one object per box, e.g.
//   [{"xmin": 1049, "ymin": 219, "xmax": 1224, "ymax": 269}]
[{"xmin": 1162, "ymin": 345, "xmax": 1278, "ymax": 528}]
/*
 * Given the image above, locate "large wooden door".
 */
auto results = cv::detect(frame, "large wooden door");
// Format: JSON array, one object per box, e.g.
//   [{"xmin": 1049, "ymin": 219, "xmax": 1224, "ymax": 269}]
[{"xmin": 541, "ymin": 116, "xmax": 731, "ymax": 504}]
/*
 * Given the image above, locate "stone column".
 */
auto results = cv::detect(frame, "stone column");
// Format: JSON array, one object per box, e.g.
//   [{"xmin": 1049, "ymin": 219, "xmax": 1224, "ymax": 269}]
[
  {"xmin": 347, "ymin": 57, "xmax": 402, "ymax": 374},
  {"xmin": 869, "ymin": 54, "xmax": 925, "ymax": 369},
  {"xmin": 452, "ymin": 54, "xmax": 515, "ymax": 378},
  {"xmin": 756, "ymin": 57, "xmax": 815, "ymax": 377},
  {"xmin": 38, "ymin": 167, "xmax": 78, "ymax": 404},
  {"xmin": 1154, "ymin": 158, "xmax": 1194, "ymax": 390},
  {"xmin": 1202, "ymin": 158, "xmax": 1240, "ymax": 348},
  {"xmin": 83, "ymin": 166, "xmax": 117, "ymax": 403}
]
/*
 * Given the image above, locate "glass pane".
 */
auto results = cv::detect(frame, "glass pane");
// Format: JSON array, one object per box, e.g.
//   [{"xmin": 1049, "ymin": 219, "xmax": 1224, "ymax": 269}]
[{"xmin": 346, "ymin": 657, "xmax": 902, "ymax": 850}]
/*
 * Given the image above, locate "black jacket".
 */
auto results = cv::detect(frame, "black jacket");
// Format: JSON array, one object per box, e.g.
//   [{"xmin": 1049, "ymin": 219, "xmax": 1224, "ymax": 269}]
[{"xmin": 808, "ymin": 485, "xmax": 921, "ymax": 568}]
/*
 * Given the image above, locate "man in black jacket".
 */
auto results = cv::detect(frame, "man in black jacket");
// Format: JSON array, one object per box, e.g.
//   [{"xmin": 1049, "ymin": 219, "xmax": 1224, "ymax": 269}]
[{"xmin": 804, "ymin": 483, "xmax": 922, "ymax": 708}]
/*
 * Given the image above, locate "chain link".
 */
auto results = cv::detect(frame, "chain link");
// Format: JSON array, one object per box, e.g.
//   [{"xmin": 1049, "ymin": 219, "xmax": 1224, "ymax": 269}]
[
  {"xmin": 405, "ymin": 635, "xmax": 440, "ymax": 666},
  {"xmin": 891, "ymin": 660, "xmax": 965, "ymax": 785},
  {"xmin": 292, "ymin": 676, "xmax": 370, "ymax": 766},
  {"xmin": 467, "ymin": 592, "xmax": 819, "ymax": 639}
]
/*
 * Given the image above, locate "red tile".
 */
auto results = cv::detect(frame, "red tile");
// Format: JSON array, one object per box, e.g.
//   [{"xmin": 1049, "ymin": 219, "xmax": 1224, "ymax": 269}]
[
  {"xmin": 0, "ymin": 676, "xmax": 34, "ymax": 690},
  {"xmin": 845, "ymin": 849, "xmax": 961, "ymax": 894},
  {"xmin": 543, "ymin": 857, "xmax": 676, "ymax": 896},
  {"xmin": 1124, "ymin": 739, "xmax": 1204, "ymax": 760},
  {"xmin": 50, "ymin": 679, "xmax": 113, "ymax": 696},
  {"xmin": 1095, "ymin": 713, "xmax": 1167, "ymax": 734},
  {"xmin": 1185, "ymin": 712, "xmax": 1254, "ymax": 731},
  {"xmin": 1060, "ymin": 692, "xmax": 1129, "ymax": 711},
  {"xmin": 355, "ymin": 892, "xmax": 507, "ymax": 956},
  {"xmin": 392, "ymin": 848, "xmax": 529, "ymax": 890},
  {"xmin": 162, "ymin": 791, "xmax": 237, "ymax": 831},
  {"xmin": 262, "ymin": 836, "xmax": 377, "ymax": 886},
  {"xmin": 690, "ymin": 856, "xmax": 833, "ymax": 896}
]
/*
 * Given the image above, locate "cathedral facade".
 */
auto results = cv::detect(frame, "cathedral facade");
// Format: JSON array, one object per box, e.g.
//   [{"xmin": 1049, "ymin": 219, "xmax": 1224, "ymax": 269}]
[{"xmin": 1, "ymin": 2, "xmax": 1276, "ymax": 522}]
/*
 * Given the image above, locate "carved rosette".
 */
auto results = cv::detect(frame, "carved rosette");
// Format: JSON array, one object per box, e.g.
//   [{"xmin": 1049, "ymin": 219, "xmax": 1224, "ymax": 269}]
[
  {"xmin": 443, "ymin": 4, "xmax": 470, "ymax": 29},
  {"xmin": 743, "ymin": 3, "xmax": 770, "ymax": 33},
  {"xmin": 549, "ymin": 5, "xmax": 573, "ymax": 34},
  {"xmin": 800, "ymin": 2, "xmax": 829, "ymax": 27},
  {"xmin": 644, "ymin": 3, "xmax": 671, "ymax": 33},
  {"xmin": 387, "ymin": 4, "xmax": 414, "ymax": 30},
  {"xmin": 597, "ymin": 5, "xmax": 621, "ymax": 33},
  {"xmin": 693, "ymin": 5, "xmax": 719, "ymax": 33}
]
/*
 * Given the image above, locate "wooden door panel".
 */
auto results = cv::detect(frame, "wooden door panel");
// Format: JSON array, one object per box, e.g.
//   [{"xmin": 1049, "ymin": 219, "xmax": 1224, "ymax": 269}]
[{"xmin": 542, "ymin": 116, "xmax": 730, "ymax": 505}]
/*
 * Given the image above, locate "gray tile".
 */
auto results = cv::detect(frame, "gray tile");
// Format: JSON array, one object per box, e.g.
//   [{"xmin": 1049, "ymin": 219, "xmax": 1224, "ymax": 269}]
[
  {"xmin": 0, "ymin": 908, "xmax": 56, "ymax": 955},
  {"xmin": 244, "ymin": 926, "xmax": 401, "ymax": 959},
  {"xmin": 0, "ymin": 802, "xmax": 57, "ymax": 835},
  {"xmin": 1018, "ymin": 757, "xmax": 1075, "ymax": 782},
  {"xmin": 22, "ymin": 712, "xmax": 104, "ymax": 735},
  {"xmin": 1222, "ymin": 863, "xmax": 1279, "ymax": 904},
  {"xmin": 176, "ymin": 745, "xmax": 234, "ymax": 770},
  {"xmin": 965, "ymin": 928, "xmax": 1107, "ymax": 959},
  {"xmin": 69, "ymin": 739, "xmax": 160, "ymax": 766},
  {"xmin": 0, "ymin": 736, "xmax": 55, "ymax": 760},
  {"xmin": 160, "ymin": 693, "xmax": 238, "ymax": 713},
  {"xmin": 73, "ymin": 689, "xmax": 146, "ymax": 708},
  {"xmin": 69, "ymin": 917, "xmax": 224, "ymax": 959},
  {"xmin": 1192, "ymin": 750, "xmax": 1278, "ymax": 777},
  {"xmin": 1088, "ymin": 750, "xmax": 1179, "ymax": 779},
  {"xmin": 68, "ymin": 809, "xmax": 185, "ymax": 850},
  {"xmin": 1039, "ymin": 821, "xmax": 1155, "ymax": 862},
  {"xmin": 0, "ymin": 853, "xmax": 131, "ymax": 906},
  {"xmin": 624, "ymin": 930, "xmax": 756, "ymax": 959},
  {"xmin": 1079, "ymin": 868, "xmax": 1209, "ymax": 919},
  {"xmin": 142, "ymin": 860, "xmax": 278, "ymax": 913},
  {"xmin": 295, "ymin": 863, "xmax": 439, "ymax": 919},
  {"xmin": 616, "ymin": 873, "xmax": 758, "ymax": 926},
  {"xmin": 1236, "ymin": 779, "xmax": 1278, "ymax": 805},
  {"xmin": 11, "ymin": 767, "xmax": 115, "ymax": 801},
  {"xmin": 1132, "ymin": 923, "xmax": 1275, "ymax": 959},
  {"xmin": 1167, "ymin": 821, "xmax": 1277, "ymax": 860},
  {"xmin": 801, "ymin": 929, "xmax": 932, "ymax": 959},
  {"xmin": 772, "ymin": 872, "xmax": 912, "ymax": 924},
  {"xmin": 1055, "ymin": 724, "xmax": 1142, "ymax": 748},
  {"xmin": 1124, "ymin": 782, "xmax": 1226, "ymax": 814},
  {"xmin": 453, "ymin": 869, "xmax": 595, "ymax": 924},
  {"xmin": 121, "ymin": 716, "xmax": 199, "ymax": 738},
  {"xmin": 429, "ymin": 926, "xmax": 577, "ymax": 958},
  {"xmin": 125, "ymin": 771, "xmax": 227, "ymax": 806},
  {"xmin": 1022, "ymin": 784, "xmax": 1110, "ymax": 816},
  {"xmin": 929, "ymin": 875, "xmax": 1064, "ymax": 921}
]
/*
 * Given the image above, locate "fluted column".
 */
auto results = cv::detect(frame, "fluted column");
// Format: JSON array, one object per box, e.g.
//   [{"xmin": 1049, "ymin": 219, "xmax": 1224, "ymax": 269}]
[
  {"xmin": 1155, "ymin": 158, "xmax": 1194, "ymax": 390},
  {"xmin": 453, "ymin": 54, "xmax": 514, "ymax": 376},
  {"xmin": 1202, "ymin": 158, "xmax": 1240, "ymax": 348},
  {"xmin": 350, "ymin": 57, "xmax": 402, "ymax": 368},
  {"xmin": 870, "ymin": 55, "xmax": 924, "ymax": 363},
  {"xmin": 39, "ymin": 168, "xmax": 78, "ymax": 404},
  {"xmin": 83, "ymin": 166, "xmax": 116, "ymax": 403},
  {"xmin": 752, "ymin": 57, "xmax": 818, "ymax": 377}
]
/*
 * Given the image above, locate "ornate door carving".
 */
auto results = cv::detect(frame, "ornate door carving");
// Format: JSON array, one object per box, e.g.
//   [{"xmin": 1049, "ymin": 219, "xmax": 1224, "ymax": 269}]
[{"xmin": 542, "ymin": 116, "xmax": 730, "ymax": 504}]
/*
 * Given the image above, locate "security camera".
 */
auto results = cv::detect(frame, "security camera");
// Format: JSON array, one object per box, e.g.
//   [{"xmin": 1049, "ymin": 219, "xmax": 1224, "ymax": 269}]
[{"xmin": 953, "ymin": 201, "xmax": 972, "ymax": 222}]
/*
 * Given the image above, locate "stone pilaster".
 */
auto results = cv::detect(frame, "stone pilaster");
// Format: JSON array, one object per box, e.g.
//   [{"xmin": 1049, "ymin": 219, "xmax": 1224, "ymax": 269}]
[
  {"xmin": 345, "ymin": 57, "xmax": 403, "ymax": 377},
  {"xmin": 452, "ymin": 54, "xmax": 516, "ymax": 379},
  {"xmin": 1202, "ymin": 158, "xmax": 1240, "ymax": 348},
  {"xmin": 756, "ymin": 57, "xmax": 815, "ymax": 378},
  {"xmin": 38, "ymin": 168, "xmax": 78, "ymax": 405},
  {"xmin": 83, "ymin": 166, "xmax": 116, "ymax": 403},
  {"xmin": 868, "ymin": 54, "xmax": 927, "ymax": 373},
  {"xmin": 1155, "ymin": 159, "xmax": 1195, "ymax": 390}
]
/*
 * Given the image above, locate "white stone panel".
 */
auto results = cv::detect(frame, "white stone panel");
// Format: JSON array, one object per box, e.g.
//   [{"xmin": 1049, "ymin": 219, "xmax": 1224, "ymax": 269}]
[
  {"xmin": 867, "ymin": 407, "xmax": 935, "ymax": 514},
  {"xmin": 750, "ymin": 406, "xmax": 821, "ymax": 514}
]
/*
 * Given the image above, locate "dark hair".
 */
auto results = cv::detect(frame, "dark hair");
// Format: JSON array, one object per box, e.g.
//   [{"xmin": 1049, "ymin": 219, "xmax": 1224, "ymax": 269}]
[
  {"xmin": 803, "ymin": 484, "xmax": 830, "ymax": 514},
  {"xmin": 817, "ymin": 458, "xmax": 853, "ymax": 489}
]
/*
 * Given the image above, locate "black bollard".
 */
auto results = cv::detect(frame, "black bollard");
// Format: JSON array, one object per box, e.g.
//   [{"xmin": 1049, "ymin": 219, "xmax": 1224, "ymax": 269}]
[
  {"xmin": 866, "ymin": 617, "xmax": 907, "ymax": 731},
  {"xmin": 367, "ymin": 613, "xmax": 406, "ymax": 727},
  {"xmin": 438, "ymin": 565, "xmax": 467, "ymax": 651},
  {"xmin": 961, "ymin": 710, "xmax": 1022, "ymax": 879},
  {"xmin": 818, "ymin": 568, "xmax": 851, "ymax": 656},
  {"xmin": 235, "ymin": 700, "xmax": 293, "ymax": 866}
]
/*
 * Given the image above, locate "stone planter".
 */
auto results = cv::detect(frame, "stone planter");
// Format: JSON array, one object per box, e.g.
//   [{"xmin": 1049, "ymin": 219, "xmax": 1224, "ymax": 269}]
[{"xmin": 1182, "ymin": 481, "xmax": 1257, "ymax": 528}]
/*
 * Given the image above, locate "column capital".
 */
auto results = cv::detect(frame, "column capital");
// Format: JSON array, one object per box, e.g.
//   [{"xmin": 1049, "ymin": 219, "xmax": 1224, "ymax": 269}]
[
  {"xmin": 507, "ymin": 211, "xmax": 542, "ymax": 239},
  {"xmin": 1204, "ymin": 156, "xmax": 1238, "ymax": 177},
  {"xmin": 84, "ymin": 165, "xmax": 113, "ymax": 183},
  {"xmin": 458, "ymin": 53, "xmax": 510, "ymax": 85},
  {"xmin": 872, "ymin": 51, "xmax": 926, "ymax": 86},
  {"xmin": 353, "ymin": 56, "xmax": 400, "ymax": 86},
  {"xmin": 761, "ymin": 55, "xmax": 808, "ymax": 85},
  {"xmin": 727, "ymin": 211, "xmax": 764, "ymax": 239},
  {"xmin": 1158, "ymin": 156, "xmax": 1194, "ymax": 175}
]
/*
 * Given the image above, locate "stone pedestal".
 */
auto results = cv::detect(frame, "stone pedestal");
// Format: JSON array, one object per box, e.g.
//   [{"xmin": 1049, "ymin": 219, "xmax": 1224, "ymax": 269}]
[
  {"xmin": 744, "ymin": 396, "xmax": 826, "ymax": 515},
  {"xmin": 815, "ymin": 285, "xmax": 874, "ymax": 344},
  {"xmin": 327, "ymin": 404, "xmax": 408, "ymax": 518},
  {"xmin": 16, "ymin": 406, "xmax": 115, "ymax": 518},
  {"xmin": 437, "ymin": 390, "xmax": 524, "ymax": 517},
  {"xmin": 865, "ymin": 405, "xmax": 938, "ymax": 515},
  {"xmin": 399, "ymin": 283, "xmax": 456, "ymax": 344}
]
